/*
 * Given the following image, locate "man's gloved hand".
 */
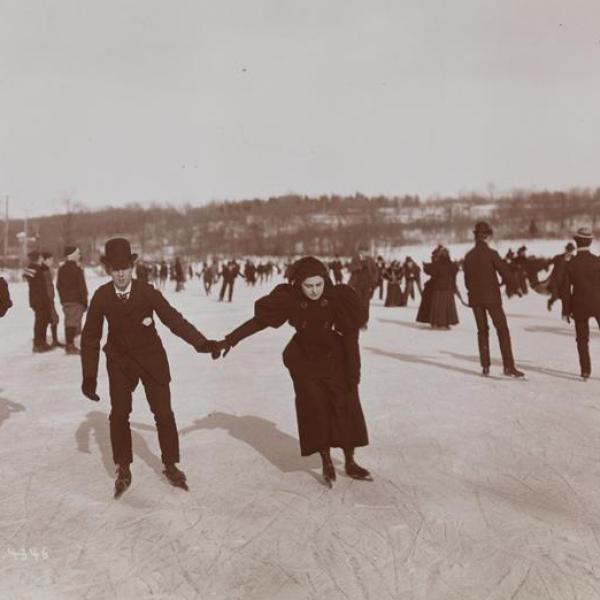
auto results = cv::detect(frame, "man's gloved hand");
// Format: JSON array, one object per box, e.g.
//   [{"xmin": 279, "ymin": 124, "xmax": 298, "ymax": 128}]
[{"xmin": 82, "ymin": 378, "xmax": 100, "ymax": 401}]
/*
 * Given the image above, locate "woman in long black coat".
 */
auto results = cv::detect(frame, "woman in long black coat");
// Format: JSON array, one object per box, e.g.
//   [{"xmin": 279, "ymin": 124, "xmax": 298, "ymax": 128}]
[
  {"xmin": 219, "ymin": 256, "xmax": 371, "ymax": 487},
  {"xmin": 424, "ymin": 248, "xmax": 459, "ymax": 328}
]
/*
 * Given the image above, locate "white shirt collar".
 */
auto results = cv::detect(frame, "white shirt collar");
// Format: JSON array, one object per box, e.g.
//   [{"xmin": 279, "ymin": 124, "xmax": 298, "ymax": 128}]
[{"xmin": 114, "ymin": 281, "xmax": 132, "ymax": 296}]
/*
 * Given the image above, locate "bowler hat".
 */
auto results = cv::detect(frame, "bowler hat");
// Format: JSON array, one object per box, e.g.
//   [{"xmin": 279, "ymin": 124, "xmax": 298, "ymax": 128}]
[
  {"xmin": 100, "ymin": 238, "xmax": 138, "ymax": 270},
  {"xmin": 473, "ymin": 221, "xmax": 493, "ymax": 235},
  {"xmin": 574, "ymin": 227, "xmax": 593, "ymax": 240}
]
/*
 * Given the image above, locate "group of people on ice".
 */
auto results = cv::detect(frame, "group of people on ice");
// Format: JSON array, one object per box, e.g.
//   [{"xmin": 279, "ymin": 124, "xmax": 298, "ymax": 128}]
[{"xmin": 2, "ymin": 219, "xmax": 599, "ymax": 498}]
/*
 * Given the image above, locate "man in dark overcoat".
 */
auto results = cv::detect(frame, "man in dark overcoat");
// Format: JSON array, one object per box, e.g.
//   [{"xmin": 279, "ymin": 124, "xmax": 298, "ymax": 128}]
[
  {"xmin": 463, "ymin": 222, "xmax": 524, "ymax": 377},
  {"xmin": 546, "ymin": 242, "xmax": 575, "ymax": 312},
  {"xmin": 80, "ymin": 237, "xmax": 220, "ymax": 497},
  {"xmin": 560, "ymin": 227, "xmax": 600, "ymax": 380},
  {"xmin": 0, "ymin": 276, "xmax": 12, "ymax": 317},
  {"xmin": 57, "ymin": 245, "xmax": 88, "ymax": 354},
  {"xmin": 218, "ymin": 259, "xmax": 242, "ymax": 302},
  {"xmin": 348, "ymin": 246, "xmax": 378, "ymax": 328},
  {"xmin": 23, "ymin": 250, "xmax": 53, "ymax": 352}
]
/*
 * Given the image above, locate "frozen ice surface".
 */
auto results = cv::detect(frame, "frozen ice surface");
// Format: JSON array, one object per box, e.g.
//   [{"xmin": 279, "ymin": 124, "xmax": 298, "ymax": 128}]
[{"xmin": 2, "ymin": 243, "xmax": 600, "ymax": 599}]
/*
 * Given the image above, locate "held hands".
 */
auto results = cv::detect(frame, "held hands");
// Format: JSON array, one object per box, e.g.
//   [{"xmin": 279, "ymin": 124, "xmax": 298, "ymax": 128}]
[
  {"xmin": 200, "ymin": 339, "xmax": 233, "ymax": 359},
  {"xmin": 81, "ymin": 377, "xmax": 100, "ymax": 402}
]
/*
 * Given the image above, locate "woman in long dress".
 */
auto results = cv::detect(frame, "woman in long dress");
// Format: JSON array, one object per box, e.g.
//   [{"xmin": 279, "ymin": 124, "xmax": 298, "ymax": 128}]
[
  {"xmin": 424, "ymin": 247, "xmax": 459, "ymax": 329},
  {"xmin": 218, "ymin": 256, "xmax": 371, "ymax": 487}
]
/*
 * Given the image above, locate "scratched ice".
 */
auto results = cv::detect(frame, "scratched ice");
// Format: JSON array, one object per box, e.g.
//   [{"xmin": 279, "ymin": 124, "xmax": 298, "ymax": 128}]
[{"xmin": 1, "ymin": 239, "xmax": 600, "ymax": 599}]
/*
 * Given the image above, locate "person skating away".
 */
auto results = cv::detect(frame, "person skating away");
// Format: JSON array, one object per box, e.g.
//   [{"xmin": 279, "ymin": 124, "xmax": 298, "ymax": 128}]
[
  {"xmin": 375, "ymin": 256, "xmax": 386, "ymax": 301},
  {"xmin": 547, "ymin": 242, "xmax": 575, "ymax": 312},
  {"xmin": 0, "ymin": 276, "xmax": 12, "ymax": 317},
  {"xmin": 57, "ymin": 246, "xmax": 88, "ymax": 355},
  {"xmin": 463, "ymin": 222, "xmax": 524, "ymax": 378},
  {"xmin": 218, "ymin": 259, "xmax": 242, "ymax": 302},
  {"xmin": 174, "ymin": 257, "xmax": 186, "ymax": 292},
  {"xmin": 215, "ymin": 256, "xmax": 371, "ymax": 488},
  {"xmin": 560, "ymin": 227, "xmax": 600, "ymax": 380},
  {"xmin": 422, "ymin": 247, "xmax": 460, "ymax": 329},
  {"xmin": 348, "ymin": 246, "xmax": 378, "ymax": 329},
  {"xmin": 41, "ymin": 252, "xmax": 65, "ymax": 348},
  {"xmin": 330, "ymin": 255, "xmax": 344, "ymax": 285},
  {"xmin": 80, "ymin": 238, "xmax": 221, "ymax": 498},
  {"xmin": 23, "ymin": 251, "xmax": 53, "ymax": 353},
  {"xmin": 402, "ymin": 257, "xmax": 422, "ymax": 305}
]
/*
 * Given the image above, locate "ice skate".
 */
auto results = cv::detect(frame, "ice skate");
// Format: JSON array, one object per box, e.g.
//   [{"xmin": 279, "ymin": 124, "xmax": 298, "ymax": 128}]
[
  {"xmin": 345, "ymin": 460, "xmax": 373, "ymax": 481},
  {"xmin": 503, "ymin": 366, "xmax": 525, "ymax": 378},
  {"xmin": 322, "ymin": 459, "xmax": 336, "ymax": 488},
  {"xmin": 581, "ymin": 371, "xmax": 590, "ymax": 381},
  {"xmin": 163, "ymin": 464, "xmax": 188, "ymax": 490},
  {"xmin": 114, "ymin": 465, "xmax": 132, "ymax": 499},
  {"xmin": 482, "ymin": 366, "xmax": 490, "ymax": 376}
]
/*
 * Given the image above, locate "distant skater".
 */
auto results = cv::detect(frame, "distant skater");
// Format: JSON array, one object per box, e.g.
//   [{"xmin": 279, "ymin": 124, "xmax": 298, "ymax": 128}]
[
  {"xmin": 423, "ymin": 247, "xmax": 459, "ymax": 329},
  {"xmin": 560, "ymin": 227, "xmax": 600, "ymax": 380},
  {"xmin": 216, "ymin": 256, "xmax": 371, "ymax": 488},
  {"xmin": 463, "ymin": 222, "xmax": 524, "ymax": 377}
]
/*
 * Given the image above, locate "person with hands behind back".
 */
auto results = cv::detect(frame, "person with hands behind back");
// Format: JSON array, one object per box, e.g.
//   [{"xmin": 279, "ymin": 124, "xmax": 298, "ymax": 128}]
[
  {"xmin": 560, "ymin": 227, "xmax": 600, "ymax": 380},
  {"xmin": 81, "ymin": 237, "xmax": 221, "ymax": 498},
  {"xmin": 216, "ymin": 256, "xmax": 372, "ymax": 488}
]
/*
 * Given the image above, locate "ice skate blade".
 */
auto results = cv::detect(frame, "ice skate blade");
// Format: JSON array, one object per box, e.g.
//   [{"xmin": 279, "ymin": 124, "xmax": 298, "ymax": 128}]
[{"xmin": 114, "ymin": 482, "xmax": 131, "ymax": 499}]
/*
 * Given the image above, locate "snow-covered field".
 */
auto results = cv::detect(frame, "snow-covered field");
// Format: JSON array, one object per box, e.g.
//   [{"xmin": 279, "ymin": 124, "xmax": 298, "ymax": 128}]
[{"xmin": 2, "ymin": 242, "xmax": 600, "ymax": 600}]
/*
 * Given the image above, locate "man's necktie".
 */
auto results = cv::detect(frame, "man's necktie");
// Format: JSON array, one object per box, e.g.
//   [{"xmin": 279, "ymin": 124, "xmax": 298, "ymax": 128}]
[{"xmin": 117, "ymin": 292, "xmax": 130, "ymax": 303}]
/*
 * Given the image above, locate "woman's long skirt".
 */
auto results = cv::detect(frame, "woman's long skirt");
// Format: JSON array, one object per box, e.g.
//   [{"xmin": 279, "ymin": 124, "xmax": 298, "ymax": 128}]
[
  {"xmin": 428, "ymin": 289, "xmax": 459, "ymax": 327},
  {"xmin": 290, "ymin": 374, "xmax": 369, "ymax": 456}
]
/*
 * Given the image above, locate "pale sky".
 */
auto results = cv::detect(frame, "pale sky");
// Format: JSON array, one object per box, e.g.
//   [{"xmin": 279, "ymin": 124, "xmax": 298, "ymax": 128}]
[{"xmin": 1, "ymin": 0, "xmax": 599, "ymax": 217}]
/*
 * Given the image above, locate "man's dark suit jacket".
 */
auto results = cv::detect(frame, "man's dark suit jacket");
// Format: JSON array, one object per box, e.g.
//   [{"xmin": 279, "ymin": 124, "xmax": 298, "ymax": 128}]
[
  {"xmin": 561, "ymin": 250, "xmax": 600, "ymax": 320},
  {"xmin": 81, "ymin": 279, "xmax": 209, "ymax": 385},
  {"xmin": 463, "ymin": 241, "xmax": 513, "ymax": 306}
]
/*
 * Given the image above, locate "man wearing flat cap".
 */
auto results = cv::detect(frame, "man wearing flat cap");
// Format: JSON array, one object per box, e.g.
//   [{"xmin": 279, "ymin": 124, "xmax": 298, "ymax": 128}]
[
  {"xmin": 463, "ymin": 222, "xmax": 524, "ymax": 377},
  {"xmin": 57, "ymin": 245, "xmax": 88, "ymax": 354},
  {"xmin": 560, "ymin": 227, "xmax": 600, "ymax": 380},
  {"xmin": 81, "ymin": 237, "xmax": 221, "ymax": 497}
]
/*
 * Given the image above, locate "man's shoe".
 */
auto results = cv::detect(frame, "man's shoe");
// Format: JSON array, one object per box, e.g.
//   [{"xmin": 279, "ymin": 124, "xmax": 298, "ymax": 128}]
[
  {"xmin": 65, "ymin": 344, "xmax": 81, "ymax": 355},
  {"xmin": 503, "ymin": 366, "xmax": 525, "ymax": 378},
  {"xmin": 114, "ymin": 464, "xmax": 132, "ymax": 499},
  {"xmin": 581, "ymin": 371, "xmax": 591, "ymax": 381},
  {"xmin": 33, "ymin": 342, "xmax": 53, "ymax": 353},
  {"xmin": 163, "ymin": 464, "xmax": 188, "ymax": 490}
]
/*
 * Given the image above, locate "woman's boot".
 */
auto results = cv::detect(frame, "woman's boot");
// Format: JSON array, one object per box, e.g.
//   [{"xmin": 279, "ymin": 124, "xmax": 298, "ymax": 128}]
[
  {"xmin": 319, "ymin": 447, "xmax": 336, "ymax": 488},
  {"xmin": 343, "ymin": 447, "xmax": 372, "ymax": 481}
]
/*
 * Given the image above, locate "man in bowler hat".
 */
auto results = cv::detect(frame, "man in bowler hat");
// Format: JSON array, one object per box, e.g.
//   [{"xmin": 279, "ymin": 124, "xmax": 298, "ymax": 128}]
[
  {"xmin": 463, "ymin": 222, "xmax": 524, "ymax": 377},
  {"xmin": 81, "ymin": 237, "xmax": 220, "ymax": 497},
  {"xmin": 560, "ymin": 227, "xmax": 600, "ymax": 380}
]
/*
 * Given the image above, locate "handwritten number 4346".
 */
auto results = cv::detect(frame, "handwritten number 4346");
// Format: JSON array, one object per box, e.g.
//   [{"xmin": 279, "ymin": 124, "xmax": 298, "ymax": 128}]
[{"xmin": 6, "ymin": 547, "xmax": 49, "ymax": 561}]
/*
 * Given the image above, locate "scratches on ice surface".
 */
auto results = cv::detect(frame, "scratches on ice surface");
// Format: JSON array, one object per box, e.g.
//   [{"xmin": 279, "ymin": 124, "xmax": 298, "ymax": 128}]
[{"xmin": 3, "ymin": 267, "xmax": 600, "ymax": 598}]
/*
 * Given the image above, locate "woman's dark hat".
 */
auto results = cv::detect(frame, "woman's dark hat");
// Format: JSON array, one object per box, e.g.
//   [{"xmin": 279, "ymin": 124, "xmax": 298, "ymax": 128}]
[
  {"xmin": 473, "ymin": 221, "xmax": 493, "ymax": 235},
  {"xmin": 287, "ymin": 256, "xmax": 329, "ymax": 283},
  {"xmin": 100, "ymin": 238, "xmax": 138, "ymax": 269}
]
